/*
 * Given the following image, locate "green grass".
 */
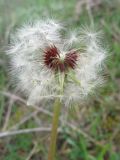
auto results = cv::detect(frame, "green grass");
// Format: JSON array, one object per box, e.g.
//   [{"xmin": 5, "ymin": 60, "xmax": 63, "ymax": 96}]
[{"xmin": 0, "ymin": 0, "xmax": 120, "ymax": 159}]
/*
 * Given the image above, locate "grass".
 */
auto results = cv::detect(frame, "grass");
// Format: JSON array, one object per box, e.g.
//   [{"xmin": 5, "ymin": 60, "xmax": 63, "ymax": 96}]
[{"xmin": 0, "ymin": 0, "xmax": 120, "ymax": 159}]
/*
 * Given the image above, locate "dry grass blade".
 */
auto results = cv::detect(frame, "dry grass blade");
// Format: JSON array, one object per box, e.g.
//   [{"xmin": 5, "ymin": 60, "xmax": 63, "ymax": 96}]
[
  {"xmin": 67, "ymin": 122, "xmax": 104, "ymax": 147},
  {"xmin": 26, "ymin": 142, "xmax": 38, "ymax": 160},
  {"xmin": 2, "ymin": 99, "xmax": 14, "ymax": 131},
  {"xmin": 0, "ymin": 127, "xmax": 52, "ymax": 138},
  {"xmin": 0, "ymin": 91, "xmax": 52, "ymax": 116},
  {"xmin": 75, "ymin": 0, "xmax": 101, "ymax": 21},
  {"xmin": 10, "ymin": 110, "xmax": 39, "ymax": 130}
]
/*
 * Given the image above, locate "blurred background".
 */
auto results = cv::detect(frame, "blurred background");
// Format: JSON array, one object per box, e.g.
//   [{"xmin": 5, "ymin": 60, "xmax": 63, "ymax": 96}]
[{"xmin": 0, "ymin": 0, "xmax": 120, "ymax": 160}]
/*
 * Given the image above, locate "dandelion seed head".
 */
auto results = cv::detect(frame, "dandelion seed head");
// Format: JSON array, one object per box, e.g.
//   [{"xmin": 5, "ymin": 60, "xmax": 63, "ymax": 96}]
[{"xmin": 7, "ymin": 19, "xmax": 107, "ymax": 107}]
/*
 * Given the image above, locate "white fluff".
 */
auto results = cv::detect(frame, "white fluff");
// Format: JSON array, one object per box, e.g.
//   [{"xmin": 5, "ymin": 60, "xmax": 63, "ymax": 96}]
[{"xmin": 7, "ymin": 19, "xmax": 107, "ymax": 107}]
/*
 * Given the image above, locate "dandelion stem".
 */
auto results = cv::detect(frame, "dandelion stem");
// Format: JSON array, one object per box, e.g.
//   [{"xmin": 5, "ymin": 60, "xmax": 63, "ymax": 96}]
[{"xmin": 48, "ymin": 99, "xmax": 61, "ymax": 160}]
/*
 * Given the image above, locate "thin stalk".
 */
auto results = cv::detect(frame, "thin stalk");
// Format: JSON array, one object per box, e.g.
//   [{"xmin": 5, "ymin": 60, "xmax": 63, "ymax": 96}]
[{"xmin": 48, "ymin": 99, "xmax": 61, "ymax": 160}]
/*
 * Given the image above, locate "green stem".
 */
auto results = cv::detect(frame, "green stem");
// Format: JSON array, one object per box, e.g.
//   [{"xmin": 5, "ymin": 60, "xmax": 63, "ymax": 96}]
[{"xmin": 48, "ymin": 99, "xmax": 61, "ymax": 160}]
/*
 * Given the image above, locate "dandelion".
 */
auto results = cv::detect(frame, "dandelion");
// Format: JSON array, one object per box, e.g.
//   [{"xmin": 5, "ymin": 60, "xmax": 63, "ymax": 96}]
[{"xmin": 7, "ymin": 19, "xmax": 107, "ymax": 160}]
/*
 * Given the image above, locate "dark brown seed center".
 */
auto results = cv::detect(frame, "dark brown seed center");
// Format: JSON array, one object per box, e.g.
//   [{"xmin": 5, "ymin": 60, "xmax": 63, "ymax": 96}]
[{"xmin": 44, "ymin": 45, "xmax": 78, "ymax": 72}]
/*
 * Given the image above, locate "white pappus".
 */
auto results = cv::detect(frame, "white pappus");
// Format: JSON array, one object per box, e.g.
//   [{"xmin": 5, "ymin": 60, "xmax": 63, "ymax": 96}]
[{"xmin": 7, "ymin": 19, "xmax": 107, "ymax": 107}]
